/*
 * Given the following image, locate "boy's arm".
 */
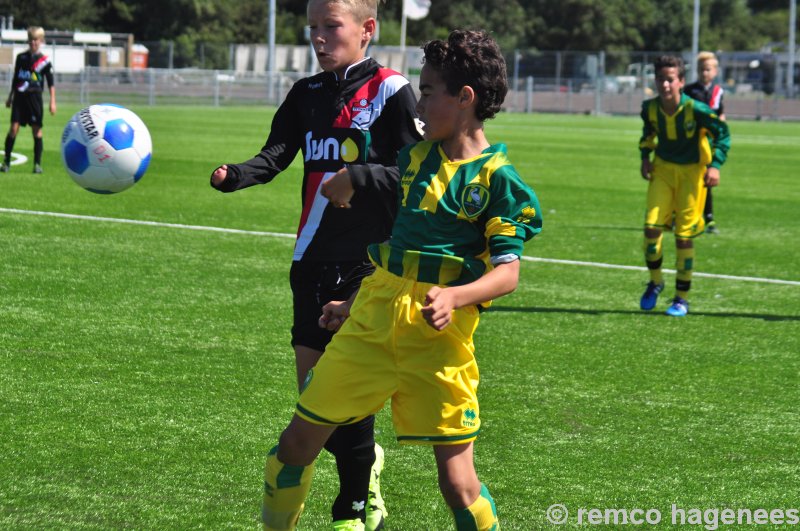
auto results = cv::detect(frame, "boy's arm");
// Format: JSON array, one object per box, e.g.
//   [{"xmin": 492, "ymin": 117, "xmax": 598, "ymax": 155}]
[
  {"xmin": 48, "ymin": 86, "xmax": 56, "ymax": 115},
  {"xmin": 211, "ymin": 88, "xmax": 302, "ymax": 192},
  {"xmin": 347, "ymin": 83, "xmax": 422, "ymax": 199},
  {"xmin": 423, "ymin": 165, "xmax": 541, "ymax": 331},
  {"xmin": 638, "ymin": 103, "xmax": 657, "ymax": 180},
  {"xmin": 46, "ymin": 65, "xmax": 56, "ymax": 115},
  {"xmin": 422, "ymin": 260, "xmax": 520, "ymax": 331},
  {"xmin": 6, "ymin": 55, "xmax": 20, "ymax": 106},
  {"xmin": 700, "ymin": 108, "xmax": 730, "ymax": 170}
]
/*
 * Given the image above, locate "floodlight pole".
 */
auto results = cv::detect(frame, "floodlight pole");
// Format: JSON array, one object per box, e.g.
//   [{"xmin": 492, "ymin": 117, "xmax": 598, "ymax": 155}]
[
  {"xmin": 268, "ymin": 0, "xmax": 276, "ymax": 103},
  {"xmin": 789, "ymin": 0, "xmax": 796, "ymax": 97},
  {"xmin": 691, "ymin": 0, "xmax": 700, "ymax": 82}
]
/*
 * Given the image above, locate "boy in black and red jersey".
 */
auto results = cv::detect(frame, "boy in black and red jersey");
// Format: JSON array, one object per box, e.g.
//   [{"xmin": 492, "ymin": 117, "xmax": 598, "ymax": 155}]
[
  {"xmin": 210, "ymin": 1, "xmax": 421, "ymax": 529},
  {"xmin": 2, "ymin": 26, "xmax": 57, "ymax": 174}
]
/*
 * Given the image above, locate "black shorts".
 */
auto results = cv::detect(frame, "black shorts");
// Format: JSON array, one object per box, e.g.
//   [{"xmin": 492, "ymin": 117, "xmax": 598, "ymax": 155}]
[
  {"xmin": 289, "ymin": 259, "xmax": 375, "ymax": 352},
  {"xmin": 11, "ymin": 93, "xmax": 44, "ymax": 127}
]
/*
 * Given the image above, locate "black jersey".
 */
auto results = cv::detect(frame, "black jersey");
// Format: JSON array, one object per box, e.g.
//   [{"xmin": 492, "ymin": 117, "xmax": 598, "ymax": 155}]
[
  {"xmin": 684, "ymin": 81, "xmax": 724, "ymax": 115},
  {"xmin": 12, "ymin": 51, "xmax": 54, "ymax": 94},
  {"xmin": 213, "ymin": 58, "xmax": 422, "ymax": 262}
]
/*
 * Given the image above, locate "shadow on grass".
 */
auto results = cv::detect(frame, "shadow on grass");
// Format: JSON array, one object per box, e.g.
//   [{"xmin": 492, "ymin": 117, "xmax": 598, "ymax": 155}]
[{"xmin": 488, "ymin": 306, "xmax": 800, "ymax": 322}]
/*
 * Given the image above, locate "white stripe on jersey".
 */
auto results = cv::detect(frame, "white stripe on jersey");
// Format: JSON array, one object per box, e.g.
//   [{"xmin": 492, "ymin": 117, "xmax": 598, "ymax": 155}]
[
  {"xmin": 710, "ymin": 85, "xmax": 724, "ymax": 111},
  {"xmin": 350, "ymin": 74, "xmax": 410, "ymax": 129},
  {"xmin": 293, "ymin": 171, "xmax": 334, "ymax": 260}
]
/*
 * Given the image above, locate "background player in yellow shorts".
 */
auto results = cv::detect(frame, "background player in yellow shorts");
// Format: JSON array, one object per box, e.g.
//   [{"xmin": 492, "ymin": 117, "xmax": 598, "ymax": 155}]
[
  {"xmin": 260, "ymin": 29, "xmax": 542, "ymax": 531},
  {"xmin": 638, "ymin": 55, "xmax": 730, "ymax": 317}
]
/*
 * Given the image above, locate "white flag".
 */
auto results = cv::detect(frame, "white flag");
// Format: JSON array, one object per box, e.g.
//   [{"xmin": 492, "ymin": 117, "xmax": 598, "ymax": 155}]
[{"xmin": 404, "ymin": 0, "xmax": 431, "ymax": 20}]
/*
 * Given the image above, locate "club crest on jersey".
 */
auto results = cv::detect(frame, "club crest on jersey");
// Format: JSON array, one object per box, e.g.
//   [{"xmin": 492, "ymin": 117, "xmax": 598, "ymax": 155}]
[
  {"xmin": 305, "ymin": 132, "xmax": 361, "ymax": 163},
  {"xmin": 685, "ymin": 120, "xmax": 696, "ymax": 133},
  {"xmin": 461, "ymin": 184, "xmax": 490, "ymax": 218}
]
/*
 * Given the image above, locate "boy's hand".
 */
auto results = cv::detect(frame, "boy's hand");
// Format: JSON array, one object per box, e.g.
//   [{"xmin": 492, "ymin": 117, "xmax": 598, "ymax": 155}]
[
  {"xmin": 421, "ymin": 286, "xmax": 456, "ymax": 331},
  {"xmin": 49, "ymin": 101, "xmax": 56, "ymax": 115},
  {"xmin": 640, "ymin": 159, "xmax": 653, "ymax": 180},
  {"xmin": 5, "ymin": 98, "xmax": 10, "ymax": 108},
  {"xmin": 321, "ymin": 167, "xmax": 354, "ymax": 209},
  {"xmin": 704, "ymin": 167, "xmax": 720, "ymax": 187},
  {"xmin": 319, "ymin": 299, "xmax": 351, "ymax": 332},
  {"xmin": 211, "ymin": 165, "xmax": 228, "ymax": 186}
]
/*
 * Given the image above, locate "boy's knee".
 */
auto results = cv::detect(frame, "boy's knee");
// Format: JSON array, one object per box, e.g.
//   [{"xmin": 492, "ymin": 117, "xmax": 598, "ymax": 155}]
[
  {"xmin": 438, "ymin": 474, "xmax": 481, "ymax": 509},
  {"xmin": 276, "ymin": 417, "xmax": 331, "ymax": 466}
]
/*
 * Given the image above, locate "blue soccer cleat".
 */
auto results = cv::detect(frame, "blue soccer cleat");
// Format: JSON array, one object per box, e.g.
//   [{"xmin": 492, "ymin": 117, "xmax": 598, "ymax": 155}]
[
  {"xmin": 665, "ymin": 297, "xmax": 689, "ymax": 317},
  {"xmin": 640, "ymin": 281, "xmax": 665, "ymax": 310}
]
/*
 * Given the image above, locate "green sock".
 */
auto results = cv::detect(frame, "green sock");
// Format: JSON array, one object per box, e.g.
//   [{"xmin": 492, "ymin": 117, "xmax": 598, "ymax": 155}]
[
  {"xmin": 262, "ymin": 446, "xmax": 315, "ymax": 531},
  {"xmin": 452, "ymin": 484, "xmax": 499, "ymax": 531},
  {"xmin": 675, "ymin": 245, "xmax": 694, "ymax": 300},
  {"xmin": 644, "ymin": 234, "xmax": 664, "ymax": 285}
]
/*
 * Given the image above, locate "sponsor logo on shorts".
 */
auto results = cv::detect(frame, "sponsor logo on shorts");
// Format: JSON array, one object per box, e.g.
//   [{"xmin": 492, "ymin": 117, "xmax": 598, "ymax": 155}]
[{"xmin": 462, "ymin": 408, "xmax": 477, "ymax": 427}]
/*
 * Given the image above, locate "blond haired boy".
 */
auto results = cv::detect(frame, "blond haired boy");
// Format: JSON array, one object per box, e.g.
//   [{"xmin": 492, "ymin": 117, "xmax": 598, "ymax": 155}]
[
  {"xmin": 211, "ymin": 0, "xmax": 421, "ymax": 529},
  {"xmin": 3, "ymin": 26, "xmax": 57, "ymax": 174},
  {"xmin": 685, "ymin": 51, "xmax": 726, "ymax": 233}
]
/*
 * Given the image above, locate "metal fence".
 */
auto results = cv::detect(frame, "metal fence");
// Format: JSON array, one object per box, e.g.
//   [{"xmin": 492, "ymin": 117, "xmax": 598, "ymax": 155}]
[{"xmin": 2, "ymin": 48, "xmax": 799, "ymax": 120}]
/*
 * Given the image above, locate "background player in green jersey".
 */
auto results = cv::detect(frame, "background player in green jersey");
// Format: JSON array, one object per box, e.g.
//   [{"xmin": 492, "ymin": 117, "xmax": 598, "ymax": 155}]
[
  {"xmin": 638, "ymin": 55, "xmax": 730, "ymax": 317},
  {"xmin": 260, "ymin": 29, "xmax": 541, "ymax": 531}
]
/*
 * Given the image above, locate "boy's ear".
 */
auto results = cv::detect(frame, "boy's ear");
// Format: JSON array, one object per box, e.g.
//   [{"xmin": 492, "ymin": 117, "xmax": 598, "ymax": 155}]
[
  {"xmin": 362, "ymin": 17, "xmax": 376, "ymax": 43},
  {"xmin": 458, "ymin": 86, "xmax": 476, "ymax": 108}
]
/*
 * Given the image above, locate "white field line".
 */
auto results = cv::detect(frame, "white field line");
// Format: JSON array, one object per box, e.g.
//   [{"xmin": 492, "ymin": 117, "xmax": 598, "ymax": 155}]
[{"xmin": 3, "ymin": 207, "xmax": 799, "ymax": 287}]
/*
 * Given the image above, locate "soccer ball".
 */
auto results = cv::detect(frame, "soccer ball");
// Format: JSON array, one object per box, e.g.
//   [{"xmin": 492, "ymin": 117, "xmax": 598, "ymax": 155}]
[{"xmin": 61, "ymin": 104, "xmax": 152, "ymax": 194}]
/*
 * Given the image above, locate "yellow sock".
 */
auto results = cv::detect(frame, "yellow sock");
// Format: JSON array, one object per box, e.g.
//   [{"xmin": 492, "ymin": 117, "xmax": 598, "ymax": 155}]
[
  {"xmin": 452, "ymin": 484, "xmax": 499, "ymax": 531},
  {"xmin": 675, "ymin": 245, "xmax": 694, "ymax": 300},
  {"xmin": 644, "ymin": 234, "xmax": 664, "ymax": 285},
  {"xmin": 262, "ymin": 446, "xmax": 315, "ymax": 531}
]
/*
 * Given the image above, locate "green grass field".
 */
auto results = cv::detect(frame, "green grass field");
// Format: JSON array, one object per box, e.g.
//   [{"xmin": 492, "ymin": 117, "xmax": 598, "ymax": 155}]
[{"xmin": 1, "ymin": 105, "xmax": 799, "ymax": 530}]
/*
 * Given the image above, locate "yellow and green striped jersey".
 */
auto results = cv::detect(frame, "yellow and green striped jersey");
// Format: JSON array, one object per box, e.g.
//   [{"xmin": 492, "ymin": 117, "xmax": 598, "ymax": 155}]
[
  {"xmin": 639, "ymin": 93, "xmax": 730, "ymax": 169},
  {"xmin": 367, "ymin": 141, "xmax": 542, "ymax": 286}
]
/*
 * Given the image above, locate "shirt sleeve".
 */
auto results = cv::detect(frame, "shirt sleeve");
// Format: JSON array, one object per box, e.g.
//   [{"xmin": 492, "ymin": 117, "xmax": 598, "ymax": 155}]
[
  {"xmin": 639, "ymin": 101, "xmax": 657, "ymax": 159},
  {"xmin": 697, "ymin": 106, "xmax": 731, "ymax": 169},
  {"xmin": 211, "ymin": 84, "xmax": 303, "ymax": 192},
  {"xmin": 349, "ymin": 82, "xmax": 422, "ymax": 198},
  {"xmin": 483, "ymin": 165, "xmax": 542, "ymax": 262}
]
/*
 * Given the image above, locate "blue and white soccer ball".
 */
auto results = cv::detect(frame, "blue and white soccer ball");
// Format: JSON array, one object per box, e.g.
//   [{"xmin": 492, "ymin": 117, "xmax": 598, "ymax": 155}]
[{"xmin": 61, "ymin": 104, "xmax": 152, "ymax": 194}]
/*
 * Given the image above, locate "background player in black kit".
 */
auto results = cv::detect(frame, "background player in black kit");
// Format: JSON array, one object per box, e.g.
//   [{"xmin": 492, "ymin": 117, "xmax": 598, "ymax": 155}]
[
  {"xmin": 210, "ymin": 1, "xmax": 421, "ymax": 529},
  {"xmin": 2, "ymin": 26, "xmax": 57, "ymax": 174}
]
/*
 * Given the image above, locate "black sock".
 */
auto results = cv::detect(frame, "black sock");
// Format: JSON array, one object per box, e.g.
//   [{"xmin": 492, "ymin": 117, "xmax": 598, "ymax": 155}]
[
  {"xmin": 704, "ymin": 187, "xmax": 714, "ymax": 222},
  {"xmin": 324, "ymin": 416, "xmax": 376, "ymax": 522},
  {"xmin": 4, "ymin": 134, "xmax": 14, "ymax": 164},
  {"xmin": 34, "ymin": 137, "xmax": 43, "ymax": 165}
]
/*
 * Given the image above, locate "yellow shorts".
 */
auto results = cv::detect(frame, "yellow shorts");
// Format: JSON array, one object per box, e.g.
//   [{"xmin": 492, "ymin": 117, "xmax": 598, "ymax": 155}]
[
  {"xmin": 645, "ymin": 156, "xmax": 708, "ymax": 238},
  {"xmin": 296, "ymin": 266, "xmax": 482, "ymax": 445}
]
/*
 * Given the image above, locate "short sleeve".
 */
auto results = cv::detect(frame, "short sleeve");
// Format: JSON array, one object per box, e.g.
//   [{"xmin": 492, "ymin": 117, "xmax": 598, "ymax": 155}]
[{"xmin": 483, "ymin": 165, "xmax": 542, "ymax": 262}]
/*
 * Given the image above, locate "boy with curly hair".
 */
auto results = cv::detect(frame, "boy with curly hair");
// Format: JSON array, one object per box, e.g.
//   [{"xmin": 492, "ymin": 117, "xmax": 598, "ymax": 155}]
[
  {"xmin": 639, "ymin": 55, "xmax": 730, "ymax": 316},
  {"xmin": 260, "ymin": 29, "xmax": 542, "ymax": 531}
]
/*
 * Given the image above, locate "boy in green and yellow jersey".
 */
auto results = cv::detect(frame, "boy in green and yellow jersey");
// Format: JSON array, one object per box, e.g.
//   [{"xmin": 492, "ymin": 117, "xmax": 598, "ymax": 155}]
[
  {"xmin": 638, "ymin": 55, "xmax": 730, "ymax": 317},
  {"xmin": 260, "ymin": 30, "xmax": 541, "ymax": 531}
]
